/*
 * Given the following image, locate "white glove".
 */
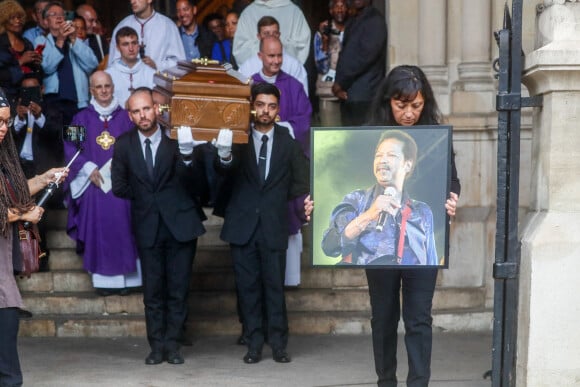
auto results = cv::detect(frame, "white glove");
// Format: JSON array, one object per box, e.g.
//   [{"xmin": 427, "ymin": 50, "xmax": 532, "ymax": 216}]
[
  {"xmin": 177, "ymin": 125, "xmax": 206, "ymax": 155},
  {"xmin": 213, "ymin": 128, "xmax": 233, "ymax": 159}
]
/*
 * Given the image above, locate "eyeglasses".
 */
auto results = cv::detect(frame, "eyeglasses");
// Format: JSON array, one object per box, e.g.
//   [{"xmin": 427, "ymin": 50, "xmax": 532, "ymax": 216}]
[
  {"xmin": 0, "ymin": 118, "xmax": 14, "ymax": 128},
  {"xmin": 46, "ymin": 12, "xmax": 65, "ymax": 18},
  {"xmin": 10, "ymin": 14, "xmax": 25, "ymax": 21}
]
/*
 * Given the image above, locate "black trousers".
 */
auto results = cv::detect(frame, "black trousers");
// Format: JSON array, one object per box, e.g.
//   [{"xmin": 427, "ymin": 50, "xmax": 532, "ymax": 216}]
[
  {"xmin": 137, "ymin": 220, "xmax": 197, "ymax": 353},
  {"xmin": 366, "ymin": 268, "xmax": 437, "ymax": 387},
  {"xmin": 231, "ymin": 224, "xmax": 288, "ymax": 353},
  {"xmin": 0, "ymin": 308, "xmax": 23, "ymax": 387}
]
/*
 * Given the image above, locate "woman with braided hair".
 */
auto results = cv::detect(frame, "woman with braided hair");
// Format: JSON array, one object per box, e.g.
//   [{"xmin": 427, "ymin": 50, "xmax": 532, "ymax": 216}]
[{"xmin": 0, "ymin": 88, "xmax": 66, "ymax": 387}]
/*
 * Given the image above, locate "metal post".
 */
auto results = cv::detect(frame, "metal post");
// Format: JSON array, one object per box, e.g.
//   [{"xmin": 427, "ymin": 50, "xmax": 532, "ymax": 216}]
[{"xmin": 491, "ymin": 0, "xmax": 525, "ymax": 385}]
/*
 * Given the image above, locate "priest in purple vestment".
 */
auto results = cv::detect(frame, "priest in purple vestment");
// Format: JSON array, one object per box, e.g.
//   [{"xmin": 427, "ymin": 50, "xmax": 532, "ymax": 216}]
[
  {"xmin": 251, "ymin": 37, "xmax": 312, "ymax": 286},
  {"xmin": 64, "ymin": 71, "xmax": 140, "ymax": 296}
]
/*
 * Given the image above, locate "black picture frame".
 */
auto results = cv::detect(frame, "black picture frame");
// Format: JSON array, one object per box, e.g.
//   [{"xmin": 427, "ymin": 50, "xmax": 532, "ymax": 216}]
[{"xmin": 311, "ymin": 125, "xmax": 452, "ymax": 269}]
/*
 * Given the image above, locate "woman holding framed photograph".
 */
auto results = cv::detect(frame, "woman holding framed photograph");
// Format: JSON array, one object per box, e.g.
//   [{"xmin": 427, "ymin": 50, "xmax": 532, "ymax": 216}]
[{"xmin": 306, "ymin": 65, "xmax": 460, "ymax": 387}]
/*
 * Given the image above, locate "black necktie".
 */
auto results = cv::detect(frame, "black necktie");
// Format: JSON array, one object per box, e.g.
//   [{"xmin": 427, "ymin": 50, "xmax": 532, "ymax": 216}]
[
  {"xmin": 258, "ymin": 134, "xmax": 268, "ymax": 183},
  {"xmin": 144, "ymin": 138, "xmax": 154, "ymax": 179}
]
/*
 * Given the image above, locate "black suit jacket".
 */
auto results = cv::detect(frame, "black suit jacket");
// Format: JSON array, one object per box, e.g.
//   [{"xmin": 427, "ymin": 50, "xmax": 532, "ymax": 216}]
[
  {"xmin": 335, "ymin": 6, "xmax": 387, "ymax": 102},
  {"xmin": 12, "ymin": 102, "xmax": 64, "ymax": 173},
  {"xmin": 218, "ymin": 124, "xmax": 309, "ymax": 250},
  {"xmin": 87, "ymin": 34, "xmax": 109, "ymax": 63},
  {"xmin": 111, "ymin": 127, "xmax": 206, "ymax": 248}
]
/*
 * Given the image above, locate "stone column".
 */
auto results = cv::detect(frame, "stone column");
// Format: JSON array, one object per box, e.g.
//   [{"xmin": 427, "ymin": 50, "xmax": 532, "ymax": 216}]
[
  {"xmin": 418, "ymin": 0, "xmax": 450, "ymax": 114},
  {"xmin": 519, "ymin": 2, "xmax": 580, "ymax": 385},
  {"xmin": 452, "ymin": 0, "xmax": 495, "ymax": 113}
]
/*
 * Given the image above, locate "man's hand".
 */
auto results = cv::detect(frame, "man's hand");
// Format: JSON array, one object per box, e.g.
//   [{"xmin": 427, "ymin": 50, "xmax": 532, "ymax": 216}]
[
  {"xmin": 369, "ymin": 193, "xmax": 401, "ymax": 219},
  {"xmin": 89, "ymin": 168, "xmax": 104, "ymax": 188},
  {"xmin": 55, "ymin": 21, "xmax": 74, "ymax": 47},
  {"xmin": 29, "ymin": 101, "xmax": 42, "ymax": 119},
  {"xmin": 213, "ymin": 128, "xmax": 233, "ymax": 160},
  {"xmin": 332, "ymin": 83, "xmax": 347, "ymax": 100},
  {"xmin": 177, "ymin": 126, "xmax": 194, "ymax": 155},
  {"xmin": 16, "ymin": 104, "xmax": 28, "ymax": 120},
  {"xmin": 177, "ymin": 126, "xmax": 206, "ymax": 156}
]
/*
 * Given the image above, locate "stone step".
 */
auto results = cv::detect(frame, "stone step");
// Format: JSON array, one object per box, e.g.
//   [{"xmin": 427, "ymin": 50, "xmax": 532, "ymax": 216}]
[
  {"xmin": 24, "ymin": 261, "xmax": 366, "ymax": 294},
  {"xmin": 18, "ymin": 308, "xmax": 493, "ymax": 338},
  {"xmin": 46, "ymin": 225, "xmax": 227, "ymax": 251},
  {"xmin": 45, "ymin": 208, "xmax": 224, "ymax": 229},
  {"xmin": 49, "ymin": 248, "xmax": 84, "ymax": 270},
  {"xmin": 47, "ymin": 245, "xmax": 234, "ymax": 271},
  {"xmin": 18, "ymin": 260, "xmax": 486, "ymax": 313},
  {"xmin": 20, "ymin": 285, "xmax": 486, "ymax": 317}
]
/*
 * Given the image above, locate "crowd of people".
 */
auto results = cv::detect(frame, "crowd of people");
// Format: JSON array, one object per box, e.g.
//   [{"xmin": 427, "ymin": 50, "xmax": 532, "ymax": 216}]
[{"xmin": 0, "ymin": 1, "xmax": 462, "ymax": 386}]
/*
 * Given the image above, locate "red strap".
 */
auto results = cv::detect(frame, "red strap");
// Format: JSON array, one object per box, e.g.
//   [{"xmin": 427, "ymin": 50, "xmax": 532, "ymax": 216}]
[
  {"xmin": 342, "ymin": 253, "xmax": 352, "ymax": 264},
  {"xmin": 397, "ymin": 201, "xmax": 412, "ymax": 263}
]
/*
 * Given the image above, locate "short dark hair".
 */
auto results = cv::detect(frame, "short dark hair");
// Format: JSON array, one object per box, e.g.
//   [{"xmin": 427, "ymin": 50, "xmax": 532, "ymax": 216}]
[
  {"xmin": 226, "ymin": 9, "xmax": 239, "ymax": 18},
  {"xmin": 42, "ymin": 1, "xmax": 64, "ymax": 19},
  {"xmin": 257, "ymin": 16, "xmax": 279, "ymax": 33},
  {"xmin": 21, "ymin": 72, "xmax": 43, "ymax": 85},
  {"xmin": 203, "ymin": 12, "xmax": 224, "ymax": 30},
  {"xmin": 368, "ymin": 65, "xmax": 441, "ymax": 126},
  {"xmin": 72, "ymin": 15, "xmax": 85, "ymax": 25},
  {"xmin": 375, "ymin": 130, "xmax": 418, "ymax": 176},
  {"xmin": 251, "ymin": 82, "xmax": 280, "ymax": 103},
  {"xmin": 132, "ymin": 86, "xmax": 153, "ymax": 97},
  {"xmin": 115, "ymin": 26, "xmax": 138, "ymax": 44},
  {"xmin": 178, "ymin": 0, "xmax": 197, "ymax": 6}
]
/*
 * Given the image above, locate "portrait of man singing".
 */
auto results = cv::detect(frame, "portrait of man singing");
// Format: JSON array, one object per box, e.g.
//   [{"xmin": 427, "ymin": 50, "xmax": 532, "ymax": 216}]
[{"xmin": 320, "ymin": 129, "xmax": 445, "ymax": 267}]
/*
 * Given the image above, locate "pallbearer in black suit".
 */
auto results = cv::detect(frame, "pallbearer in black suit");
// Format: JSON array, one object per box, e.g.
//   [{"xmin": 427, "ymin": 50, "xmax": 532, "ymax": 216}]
[
  {"xmin": 111, "ymin": 87, "xmax": 206, "ymax": 365},
  {"xmin": 215, "ymin": 82, "xmax": 310, "ymax": 364}
]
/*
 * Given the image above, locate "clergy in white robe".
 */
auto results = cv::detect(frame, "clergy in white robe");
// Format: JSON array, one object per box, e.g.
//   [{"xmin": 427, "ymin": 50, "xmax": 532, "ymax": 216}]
[
  {"xmin": 233, "ymin": 0, "xmax": 311, "ymax": 65},
  {"xmin": 107, "ymin": 4, "xmax": 185, "ymax": 71},
  {"xmin": 105, "ymin": 26, "xmax": 156, "ymax": 108}
]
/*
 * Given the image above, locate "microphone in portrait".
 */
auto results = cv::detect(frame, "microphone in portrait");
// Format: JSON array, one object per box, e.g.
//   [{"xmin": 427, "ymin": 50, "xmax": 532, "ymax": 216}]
[{"xmin": 376, "ymin": 186, "xmax": 398, "ymax": 232}]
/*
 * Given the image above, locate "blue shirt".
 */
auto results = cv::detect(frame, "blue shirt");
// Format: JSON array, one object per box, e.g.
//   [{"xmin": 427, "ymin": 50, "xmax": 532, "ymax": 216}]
[
  {"xmin": 23, "ymin": 26, "xmax": 44, "ymax": 45},
  {"xmin": 179, "ymin": 25, "xmax": 200, "ymax": 61},
  {"xmin": 322, "ymin": 184, "xmax": 438, "ymax": 266}
]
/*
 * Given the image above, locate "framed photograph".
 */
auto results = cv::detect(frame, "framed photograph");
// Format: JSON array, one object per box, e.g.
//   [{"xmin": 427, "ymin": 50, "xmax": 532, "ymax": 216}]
[{"xmin": 311, "ymin": 126, "xmax": 452, "ymax": 269}]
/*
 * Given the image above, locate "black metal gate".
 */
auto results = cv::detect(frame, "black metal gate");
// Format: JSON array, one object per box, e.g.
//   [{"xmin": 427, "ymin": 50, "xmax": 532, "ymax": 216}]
[{"xmin": 491, "ymin": 1, "xmax": 542, "ymax": 386}]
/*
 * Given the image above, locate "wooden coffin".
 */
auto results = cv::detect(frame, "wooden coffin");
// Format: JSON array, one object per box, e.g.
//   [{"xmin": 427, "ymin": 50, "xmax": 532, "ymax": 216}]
[{"xmin": 153, "ymin": 60, "xmax": 251, "ymax": 143}]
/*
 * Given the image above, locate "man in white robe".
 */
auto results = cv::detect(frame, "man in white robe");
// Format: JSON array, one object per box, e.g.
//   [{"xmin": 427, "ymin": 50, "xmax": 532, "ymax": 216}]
[
  {"xmin": 107, "ymin": 0, "xmax": 185, "ymax": 71},
  {"xmin": 233, "ymin": 0, "xmax": 310, "ymax": 65},
  {"xmin": 106, "ymin": 27, "xmax": 156, "ymax": 108}
]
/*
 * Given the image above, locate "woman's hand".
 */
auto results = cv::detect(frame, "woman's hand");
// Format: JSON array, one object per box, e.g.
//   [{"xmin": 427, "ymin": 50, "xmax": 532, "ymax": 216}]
[
  {"xmin": 18, "ymin": 50, "xmax": 41, "ymax": 66},
  {"xmin": 20, "ymin": 205, "xmax": 44, "ymax": 224},
  {"xmin": 304, "ymin": 195, "xmax": 314, "ymax": 222},
  {"xmin": 445, "ymin": 192, "xmax": 459, "ymax": 217},
  {"xmin": 40, "ymin": 167, "xmax": 69, "ymax": 186}
]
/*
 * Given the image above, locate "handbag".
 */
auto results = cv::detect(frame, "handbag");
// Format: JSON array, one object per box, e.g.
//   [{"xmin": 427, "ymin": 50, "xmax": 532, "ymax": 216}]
[
  {"xmin": 16, "ymin": 221, "xmax": 44, "ymax": 278},
  {"xmin": 3, "ymin": 175, "xmax": 45, "ymax": 278}
]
